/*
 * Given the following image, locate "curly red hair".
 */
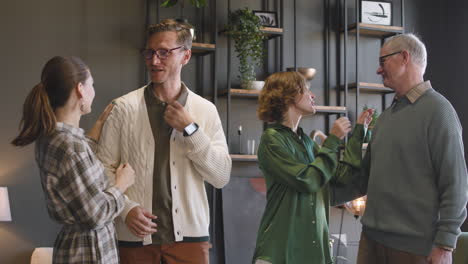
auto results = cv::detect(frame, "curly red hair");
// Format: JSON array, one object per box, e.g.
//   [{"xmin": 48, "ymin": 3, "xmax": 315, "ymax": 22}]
[{"xmin": 257, "ymin": 71, "xmax": 308, "ymax": 123}]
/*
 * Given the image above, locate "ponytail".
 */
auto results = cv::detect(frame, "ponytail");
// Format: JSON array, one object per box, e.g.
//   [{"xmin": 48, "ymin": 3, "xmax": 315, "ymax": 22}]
[
  {"xmin": 12, "ymin": 56, "xmax": 90, "ymax": 146},
  {"xmin": 11, "ymin": 83, "xmax": 56, "ymax": 146}
]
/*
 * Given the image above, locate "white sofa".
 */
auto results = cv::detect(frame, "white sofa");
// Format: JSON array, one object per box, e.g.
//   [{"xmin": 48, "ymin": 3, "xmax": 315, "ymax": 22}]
[{"xmin": 30, "ymin": 247, "xmax": 53, "ymax": 264}]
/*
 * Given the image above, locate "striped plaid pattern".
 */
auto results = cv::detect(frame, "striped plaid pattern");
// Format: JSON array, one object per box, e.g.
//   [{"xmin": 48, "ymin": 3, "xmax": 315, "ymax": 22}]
[{"xmin": 35, "ymin": 122, "xmax": 125, "ymax": 264}]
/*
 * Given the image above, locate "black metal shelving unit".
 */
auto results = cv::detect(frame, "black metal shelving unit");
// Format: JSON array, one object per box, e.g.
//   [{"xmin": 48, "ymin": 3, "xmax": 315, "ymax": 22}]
[
  {"xmin": 222, "ymin": 0, "xmax": 349, "ymax": 163},
  {"xmin": 287, "ymin": 0, "xmax": 348, "ymax": 134},
  {"xmin": 334, "ymin": 1, "xmax": 405, "ymax": 261},
  {"xmin": 142, "ymin": 1, "xmax": 223, "ymax": 263},
  {"xmin": 339, "ymin": 0, "xmax": 405, "ymax": 120},
  {"xmin": 223, "ymin": 0, "xmax": 285, "ymax": 160}
]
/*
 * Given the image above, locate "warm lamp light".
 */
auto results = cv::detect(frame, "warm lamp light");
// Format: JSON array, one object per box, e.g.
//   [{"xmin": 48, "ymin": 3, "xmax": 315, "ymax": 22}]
[
  {"xmin": 344, "ymin": 196, "xmax": 367, "ymax": 219},
  {"xmin": 0, "ymin": 187, "xmax": 12, "ymax": 221}
]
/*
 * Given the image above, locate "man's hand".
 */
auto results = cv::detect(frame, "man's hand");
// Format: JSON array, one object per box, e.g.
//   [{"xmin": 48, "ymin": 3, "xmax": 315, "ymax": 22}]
[
  {"xmin": 427, "ymin": 247, "xmax": 452, "ymax": 264},
  {"xmin": 164, "ymin": 101, "xmax": 194, "ymax": 132},
  {"xmin": 125, "ymin": 206, "xmax": 158, "ymax": 238}
]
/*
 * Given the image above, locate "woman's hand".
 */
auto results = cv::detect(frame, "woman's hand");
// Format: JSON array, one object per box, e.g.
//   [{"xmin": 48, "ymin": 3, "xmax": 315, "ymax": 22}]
[
  {"xmin": 330, "ymin": 117, "xmax": 352, "ymax": 140},
  {"xmin": 115, "ymin": 163, "xmax": 136, "ymax": 193},
  {"xmin": 357, "ymin": 109, "xmax": 374, "ymax": 128},
  {"xmin": 86, "ymin": 102, "xmax": 114, "ymax": 142}
]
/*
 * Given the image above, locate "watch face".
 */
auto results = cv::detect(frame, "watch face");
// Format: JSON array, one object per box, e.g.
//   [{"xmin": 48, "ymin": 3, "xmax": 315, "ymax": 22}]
[{"xmin": 185, "ymin": 123, "xmax": 198, "ymax": 136}]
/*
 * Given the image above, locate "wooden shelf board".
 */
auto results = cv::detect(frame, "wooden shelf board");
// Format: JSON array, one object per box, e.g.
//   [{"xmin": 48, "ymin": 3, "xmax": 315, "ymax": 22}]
[
  {"xmin": 231, "ymin": 154, "xmax": 258, "ymax": 162},
  {"xmin": 261, "ymin": 27, "xmax": 283, "ymax": 33},
  {"xmin": 261, "ymin": 27, "xmax": 284, "ymax": 39},
  {"xmin": 314, "ymin": 105, "xmax": 347, "ymax": 114},
  {"xmin": 191, "ymin": 42, "xmax": 216, "ymax": 55},
  {"xmin": 220, "ymin": 27, "xmax": 283, "ymax": 41},
  {"xmin": 346, "ymin": 23, "xmax": 404, "ymax": 37},
  {"xmin": 219, "ymin": 89, "xmax": 345, "ymax": 113},
  {"xmin": 218, "ymin": 88, "xmax": 261, "ymax": 98},
  {"xmin": 343, "ymin": 82, "xmax": 394, "ymax": 93}
]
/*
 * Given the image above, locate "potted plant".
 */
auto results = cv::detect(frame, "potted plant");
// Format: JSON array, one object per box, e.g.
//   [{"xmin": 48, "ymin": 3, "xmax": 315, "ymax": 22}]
[
  {"xmin": 363, "ymin": 106, "xmax": 379, "ymax": 143},
  {"xmin": 225, "ymin": 7, "xmax": 265, "ymax": 90},
  {"xmin": 160, "ymin": 0, "xmax": 206, "ymax": 41}
]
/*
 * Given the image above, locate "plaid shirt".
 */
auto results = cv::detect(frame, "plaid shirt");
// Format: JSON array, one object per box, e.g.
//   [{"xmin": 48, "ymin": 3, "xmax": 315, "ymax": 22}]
[{"xmin": 35, "ymin": 122, "xmax": 125, "ymax": 264}]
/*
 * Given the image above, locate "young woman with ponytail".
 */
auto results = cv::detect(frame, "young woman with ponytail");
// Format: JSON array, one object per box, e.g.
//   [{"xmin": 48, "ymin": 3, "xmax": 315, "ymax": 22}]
[{"xmin": 12, "ymin": 56, "xmax": 136, "ymax": 264}]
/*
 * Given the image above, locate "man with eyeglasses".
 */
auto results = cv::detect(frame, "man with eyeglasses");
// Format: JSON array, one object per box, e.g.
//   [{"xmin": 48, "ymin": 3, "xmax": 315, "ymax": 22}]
[
  {"xmin": 356, "ymin": 33, "xmax": 467, "ymax": 264},
  {"xmin": 97, "ymin": 19, "xmax": 231, "ymax": 264}
]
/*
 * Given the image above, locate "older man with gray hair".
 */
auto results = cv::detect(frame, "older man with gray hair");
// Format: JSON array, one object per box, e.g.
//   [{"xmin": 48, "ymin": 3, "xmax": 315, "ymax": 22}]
[{"xmin": 356, "ymin": 33, "xmax": 468, "ymax": 264}]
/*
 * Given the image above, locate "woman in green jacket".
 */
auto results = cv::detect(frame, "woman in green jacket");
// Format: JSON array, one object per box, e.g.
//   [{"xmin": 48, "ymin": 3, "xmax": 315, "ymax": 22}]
[{"xmin": 252, "ymin": 71, "xmax": 372, "ymax": 264}]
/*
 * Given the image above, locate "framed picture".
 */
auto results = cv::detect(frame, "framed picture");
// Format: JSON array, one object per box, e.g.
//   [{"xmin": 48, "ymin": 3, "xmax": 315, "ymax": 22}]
[
  {"xmin": 360, "ymin": 1, "xmax": 392, "ymax": 26},
  {"xmin": 253, "ymin": 11, "xmax": 278, "ymax": 28}
]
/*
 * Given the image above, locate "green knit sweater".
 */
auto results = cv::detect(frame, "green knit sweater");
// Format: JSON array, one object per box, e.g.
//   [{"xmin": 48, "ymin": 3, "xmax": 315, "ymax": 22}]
[{"xmin": 360, "ymin": 83, "xmax": 468, "ymax": 256}]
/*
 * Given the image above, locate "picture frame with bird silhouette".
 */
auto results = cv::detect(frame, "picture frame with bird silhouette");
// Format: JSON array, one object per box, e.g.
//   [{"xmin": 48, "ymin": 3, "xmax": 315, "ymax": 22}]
[
  {"xmin": 253, "ymin": 10, "xmax": 279, "ymax": 28},
  {"xmin": 360, "ymin": 1, "xmax": 392, "ymax": 26}
]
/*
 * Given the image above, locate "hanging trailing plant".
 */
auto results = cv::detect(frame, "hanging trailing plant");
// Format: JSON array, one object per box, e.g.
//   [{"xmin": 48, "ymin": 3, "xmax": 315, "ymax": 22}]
[
  {"xmin": 225, "ymin": 7, "xmax": 265, "ymax": 85},
  {"xmin": 161, "ymin": 0, "xmax": 207, "ymax": 8}
]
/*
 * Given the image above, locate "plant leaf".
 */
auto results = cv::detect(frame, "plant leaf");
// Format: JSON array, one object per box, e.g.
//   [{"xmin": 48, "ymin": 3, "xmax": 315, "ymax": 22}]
[
  {"xmin": 190, "ymin": 0, "xmax": 207, "ymax": 8},
  {"xmin": 225, "ymin": 8, "xmax": 266, "ymax": 82},
  {"xmin": 161, "ymin": 0, "xmax": 178, "ymax": 8}
]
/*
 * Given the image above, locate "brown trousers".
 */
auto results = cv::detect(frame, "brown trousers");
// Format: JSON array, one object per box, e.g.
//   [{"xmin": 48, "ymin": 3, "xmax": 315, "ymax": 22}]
[
  {"xmin": 119, "ymin": 241, "xmax": 211, "ymax": 264},
  {"xmin": 357, "ymin": 232, "xmax": 429, "ymax": 264}
]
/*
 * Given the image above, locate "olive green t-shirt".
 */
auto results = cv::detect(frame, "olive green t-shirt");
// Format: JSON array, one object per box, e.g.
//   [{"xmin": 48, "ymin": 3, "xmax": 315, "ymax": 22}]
[{"xmin": 144, "ymin": 84, "xmax": 188, "ymax": 245}]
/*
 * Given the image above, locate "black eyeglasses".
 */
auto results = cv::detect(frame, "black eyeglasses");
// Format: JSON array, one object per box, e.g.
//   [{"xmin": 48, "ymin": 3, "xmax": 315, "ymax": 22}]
[
  {"xmin": 142, "ymin": 46, "xmax": 185, "ymax": 60},
  {"xmin": 379, "ymin": 51, "xmax": 402, "ymax": 67}
]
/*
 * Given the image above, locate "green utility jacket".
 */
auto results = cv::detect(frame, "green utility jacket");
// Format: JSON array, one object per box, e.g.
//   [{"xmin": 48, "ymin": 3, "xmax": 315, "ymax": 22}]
[{"xmin": 252, "ymin": 123, "xmax": 365, "ymax": 264}]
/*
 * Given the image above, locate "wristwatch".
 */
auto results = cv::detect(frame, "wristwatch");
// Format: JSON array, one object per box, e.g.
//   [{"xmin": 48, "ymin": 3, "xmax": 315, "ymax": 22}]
[{"xmin": 183, "ymin": 122, "xmax": 199, "ymax": 137}]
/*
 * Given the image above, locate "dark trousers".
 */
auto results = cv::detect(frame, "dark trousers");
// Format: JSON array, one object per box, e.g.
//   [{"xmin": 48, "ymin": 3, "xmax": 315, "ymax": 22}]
[
  {"xmin": 357, "ymin": 232, "xmax": 429, "ymax": 264},
  {"xmin": 119, "ymin": 241, "xmax": 211, "ymax": 264}
]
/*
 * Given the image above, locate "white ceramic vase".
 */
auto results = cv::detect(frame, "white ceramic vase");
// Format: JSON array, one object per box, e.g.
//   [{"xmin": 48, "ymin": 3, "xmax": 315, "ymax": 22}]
[{"xmin": 242, "ymin": 80, "xmax": 265, "ymax": 91}]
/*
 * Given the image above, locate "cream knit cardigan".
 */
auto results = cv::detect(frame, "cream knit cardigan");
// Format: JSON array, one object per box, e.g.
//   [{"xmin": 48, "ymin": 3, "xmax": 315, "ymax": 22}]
[{"xmin": 97, "ymin": 85, "xmax": 231, "ymax": 245}]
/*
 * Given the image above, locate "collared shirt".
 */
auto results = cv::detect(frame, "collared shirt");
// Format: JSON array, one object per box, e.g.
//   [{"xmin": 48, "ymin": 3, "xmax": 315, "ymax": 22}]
[
  {"xmin": 391, "ymin": 80, "xmax": 431, "ymax": 106},
  {"xmin": 145, "ymin": 83, "xmax": 188, "ymax": 245},
  {"xmin": 35, "ymin": 122, "xmax": 124, "ymax": 264},
  {"xmin": 405, "ymin": 80, "xmax": 431, "ymax": 103},
  {"xmin": 252, "ymin": 124, "xmax": 365, "ymax": 264}
]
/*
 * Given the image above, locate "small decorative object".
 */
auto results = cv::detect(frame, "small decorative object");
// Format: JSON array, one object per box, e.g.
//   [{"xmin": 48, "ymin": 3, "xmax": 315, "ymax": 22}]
[
  {"xmin": 238, "ymin": 125, "xmax": 243, "ymax": 154},
  {"xmin": 360, "ymin": 1, "xmax": 392, "ymax": 26},
  {"xmin": 363, "ymin": 105, "xmax": 379, "ymax": 143},
  {"xmin": 344, "ymin": 196, "xmax": 367, "ymax": 219},
  {"xmin": 174, "ymin": 18, "xmax": 196, "ymax": 41},
  {"xmin": 286, "ymin": 67, "xmax": 317, "ymax": 81},
  {"xmin": 161, "ymin": 0, "xmax": 206, "ymax": 41},
  {"xmin": 247, "ymin": 139, "xmax": 256, "ymax": 155},
  {"xmin": 225, "ymin": 8, "xmax": 265, "ymax": 88},
  {"xmin": 245, "ymin": 80, "xmax": 265, "ymax": 91},
  {"xmin": 0, "ymin": 187, "xmax": 12, "ymax": 221},
  {"xmin": 253, "ymin": 11, "xmax": 279, "ymax": 28}
]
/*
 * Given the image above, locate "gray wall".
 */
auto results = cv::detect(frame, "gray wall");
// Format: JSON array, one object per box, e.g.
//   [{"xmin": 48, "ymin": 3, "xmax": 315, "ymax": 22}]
[
  {"xmin": 1, "ymin": 0, "xmax": 464, "ymax": 263},
  {"xmin": 407, "ymin": 0, "xmax": 468, "ymax": 231},
  {"xmin": 0, "ymin": 1, "xmax": 146, "ymax": 263},
  {"xmin": 409, "ymin": 0, "xmax": 468, "ymax": 164}
]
